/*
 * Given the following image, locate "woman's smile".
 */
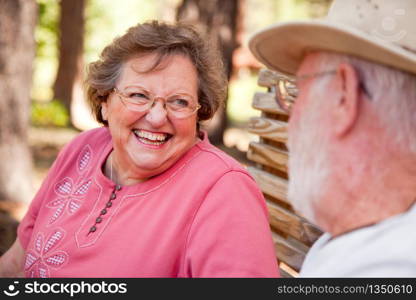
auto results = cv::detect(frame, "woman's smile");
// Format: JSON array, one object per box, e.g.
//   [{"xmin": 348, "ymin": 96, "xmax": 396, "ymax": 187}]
[{"xmin": 133, "ymin": 129, "xmax": 173, "ymax": 148}]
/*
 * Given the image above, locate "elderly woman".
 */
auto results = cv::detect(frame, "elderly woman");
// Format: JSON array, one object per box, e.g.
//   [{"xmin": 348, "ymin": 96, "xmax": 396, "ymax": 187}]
[{"xmin": 0, "ymin": 21, "xmax": 278, "ymax": 277}]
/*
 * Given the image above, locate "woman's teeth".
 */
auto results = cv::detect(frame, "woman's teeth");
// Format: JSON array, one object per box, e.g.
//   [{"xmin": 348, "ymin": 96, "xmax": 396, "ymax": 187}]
[
  {"xmin": 139, "ymin": 139, "xmax": 164, "ymax": 146},
  {"xmin": 133, "ymin": 130, "xmax": 170, "ymax": 145}
]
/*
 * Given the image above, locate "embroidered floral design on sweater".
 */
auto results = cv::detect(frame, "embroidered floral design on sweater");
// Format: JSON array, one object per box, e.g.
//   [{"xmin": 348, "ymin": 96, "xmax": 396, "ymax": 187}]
[
  {"xmin": 46, "ymin": 145, "xmax": 93, "ymax": 225},
  {"xmin": 46, "ymin": 177, "xmax": 92, "ymax": 224},
  {"xmin": 77, "ymin": 145, "xmax": 92, "ymax": 174},
  {"xmin": 24, "ymin": 228, "xmax": 68, "ymax": 278}
]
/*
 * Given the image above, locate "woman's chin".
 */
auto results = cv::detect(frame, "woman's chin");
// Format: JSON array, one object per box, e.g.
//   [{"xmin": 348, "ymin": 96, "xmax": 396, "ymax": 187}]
[{"xmin": 130, "ymin": 153, "xmax": 172, "ymax": 174}]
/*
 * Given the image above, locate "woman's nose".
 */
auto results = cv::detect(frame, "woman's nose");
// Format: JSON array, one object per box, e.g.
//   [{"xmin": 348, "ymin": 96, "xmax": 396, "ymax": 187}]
[{"xmin": 144, "ymin": 100, "xmax": 168, "ymax": 127}]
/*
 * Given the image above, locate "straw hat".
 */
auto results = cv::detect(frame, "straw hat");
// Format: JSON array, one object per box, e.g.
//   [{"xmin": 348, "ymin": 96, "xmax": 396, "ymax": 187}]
[{"xmin": 249, "ymin": 0, "xmax": 416, "ymax": 75}]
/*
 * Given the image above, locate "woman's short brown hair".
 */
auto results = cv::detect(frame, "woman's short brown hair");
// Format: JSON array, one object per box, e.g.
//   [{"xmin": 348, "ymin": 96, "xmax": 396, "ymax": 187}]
[{"xmin": 85, "ymin": 20, "xmax": 227, "ymax": 126}]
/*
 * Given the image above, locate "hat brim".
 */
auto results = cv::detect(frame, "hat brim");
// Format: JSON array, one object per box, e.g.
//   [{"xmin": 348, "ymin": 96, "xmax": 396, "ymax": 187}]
[{"xmin": 249, "ymin": 20, "xmax": 416, "ymax": 75}]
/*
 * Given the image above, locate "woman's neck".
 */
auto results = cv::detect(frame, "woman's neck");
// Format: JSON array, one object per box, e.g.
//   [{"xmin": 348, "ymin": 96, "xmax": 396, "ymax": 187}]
[{"xmin": 104, "ymin": 152, "xmax": 147, "ymax": 186}]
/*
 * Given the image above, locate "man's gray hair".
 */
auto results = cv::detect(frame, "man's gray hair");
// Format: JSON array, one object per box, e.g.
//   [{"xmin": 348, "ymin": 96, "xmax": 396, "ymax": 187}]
[{"xmin": 314, "ymin": 52, "xmax": 416, "ymax": 154}]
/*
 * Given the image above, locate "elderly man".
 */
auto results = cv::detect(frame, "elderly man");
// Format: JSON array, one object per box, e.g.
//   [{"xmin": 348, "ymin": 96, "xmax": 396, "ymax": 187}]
[{"xmin": 249, "ymin": 0, "xmax": 416, "ymax": 277}]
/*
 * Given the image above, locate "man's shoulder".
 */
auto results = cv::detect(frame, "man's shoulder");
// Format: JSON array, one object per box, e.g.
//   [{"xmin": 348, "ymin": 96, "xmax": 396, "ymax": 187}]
[{"xmin": 301, "ymin": 208, "xmax": 416, "ymax": 277}]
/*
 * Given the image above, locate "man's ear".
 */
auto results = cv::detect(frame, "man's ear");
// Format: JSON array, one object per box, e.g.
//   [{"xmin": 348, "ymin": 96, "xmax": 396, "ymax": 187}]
[
  {"xmin": 101, "ymin": 102, "xmax": 108, "ymax": 121},
  {"xmin": 330, "ymin": 62, "xmax": 361, "ymax": 137}
]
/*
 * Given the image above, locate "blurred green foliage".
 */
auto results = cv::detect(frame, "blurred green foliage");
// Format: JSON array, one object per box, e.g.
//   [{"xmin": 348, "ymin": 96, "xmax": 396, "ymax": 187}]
[
  {"xmin": 84, "ymin": 0, "xmax": 180, "ymax": 63},
  {"xmin": 31, "ymin": 100, "xmax": 69, "ymax": 127},
  {"xmin": 32, "ymin": 0, "xmax": 59, "ymax": 102},
  {"xmin": 36, "ymin": 0, "xmax": 59, "ymax": 58}
]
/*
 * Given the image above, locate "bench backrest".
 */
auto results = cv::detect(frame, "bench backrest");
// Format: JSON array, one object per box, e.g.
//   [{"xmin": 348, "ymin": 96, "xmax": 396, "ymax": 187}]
[{"xmin": 247, "ymin": 69, "xmax": 323, "ymax": 277}]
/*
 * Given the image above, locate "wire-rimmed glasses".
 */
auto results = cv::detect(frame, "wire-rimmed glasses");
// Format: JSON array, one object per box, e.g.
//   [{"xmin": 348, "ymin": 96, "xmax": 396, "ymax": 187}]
[
  {"xmin": 271, "ymin": 70, "xmax": 336, "ymax": 113},
  {"xmin": 113, "ymin": 86, "xmax": 201, "ymax": 119}
]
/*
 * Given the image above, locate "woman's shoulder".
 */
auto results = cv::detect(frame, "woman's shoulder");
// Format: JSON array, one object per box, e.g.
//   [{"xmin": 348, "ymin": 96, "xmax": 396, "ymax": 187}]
[
  {"xmin": 70, "ymin": 126, "xmax": 110, "ymax": 144},
  {"xmin": 56, "ymin": 127, "xmax": 110, "ymax": 160},
  {"xmin": 193, "ymin": 134, "xmax": 249, "ymax": 176}
]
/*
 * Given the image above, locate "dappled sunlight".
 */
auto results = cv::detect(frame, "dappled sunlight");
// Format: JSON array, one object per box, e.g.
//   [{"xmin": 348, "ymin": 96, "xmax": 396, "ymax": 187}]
[
  {"xmin": 228, "ymin": 69, "xmax": 262, "ymax": 124},
  {"xmin": 224, "ymin": 127, "xmax": 259, "ymax": 152},
  {"xmin": 71, "ymin": 81, "xmax": 100, "ymax": 131}
]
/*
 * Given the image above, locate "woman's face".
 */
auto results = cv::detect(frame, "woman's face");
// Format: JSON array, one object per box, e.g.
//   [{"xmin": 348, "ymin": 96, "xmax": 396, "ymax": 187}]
[{"xmin": 102, "ymin": 53, "xmax": 199, "ymax": 182}]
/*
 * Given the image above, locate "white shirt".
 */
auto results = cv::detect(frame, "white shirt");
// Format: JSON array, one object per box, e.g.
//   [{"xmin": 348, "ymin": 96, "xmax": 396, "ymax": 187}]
[{"xmin": 300, "ymin": 203, "xmax": 416, "ymax": 277}]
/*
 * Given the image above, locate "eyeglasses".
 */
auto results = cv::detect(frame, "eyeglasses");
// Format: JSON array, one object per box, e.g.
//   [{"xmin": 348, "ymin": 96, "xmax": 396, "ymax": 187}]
[
  {"xmin": 271, "ymin": 70, "xmax": 336, "ymax": 113},
  {"xmin": 113, "ymin": 86, "xmax": 201, "ymax": 119}
]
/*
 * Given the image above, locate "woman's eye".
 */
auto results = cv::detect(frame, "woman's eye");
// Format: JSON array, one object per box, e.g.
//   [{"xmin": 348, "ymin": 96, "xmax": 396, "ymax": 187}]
[
  {"xmin": 172, "ymin": 98, "xmax": 190, "ymax": 107},
  {"xmin": 130, "ymin": 93, "xmax": 148, "ymax": 99}
]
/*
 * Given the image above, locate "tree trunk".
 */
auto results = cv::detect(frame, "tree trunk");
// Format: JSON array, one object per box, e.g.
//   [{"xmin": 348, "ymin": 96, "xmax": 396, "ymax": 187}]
[
  {"xmin": 0, "ymin": 0, "xmax": 37, "ymax": 204},
  {"xmin": 177, "ymin": 0, "xmax": 241, "ymax": 145},
  {"xmin": 53, "ymin": 0, "xmax": 86, "ymax": 126}
]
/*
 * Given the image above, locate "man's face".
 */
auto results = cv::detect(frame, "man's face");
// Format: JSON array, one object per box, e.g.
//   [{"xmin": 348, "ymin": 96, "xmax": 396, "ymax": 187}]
[{"xmin": 287, "ymin": 53, "xmax": 332, "ymax": 224}]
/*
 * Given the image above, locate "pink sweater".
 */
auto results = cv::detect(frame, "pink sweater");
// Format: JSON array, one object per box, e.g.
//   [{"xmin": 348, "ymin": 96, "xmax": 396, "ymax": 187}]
[{"xmin": 18, "ymin": 127, "xmax": 279, "ymax": 277}]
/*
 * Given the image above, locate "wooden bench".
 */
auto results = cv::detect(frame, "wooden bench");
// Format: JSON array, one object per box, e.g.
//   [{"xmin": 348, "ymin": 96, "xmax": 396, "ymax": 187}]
[{"xmin": 247, "ymin": 69, "xmax": 323, "ymax": 277}]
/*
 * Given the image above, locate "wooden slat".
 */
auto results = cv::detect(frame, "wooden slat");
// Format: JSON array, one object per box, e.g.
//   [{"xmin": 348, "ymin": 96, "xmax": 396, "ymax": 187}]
[
  {"xmin": 247, "ymin": 142, "xmax": 288, "ymax": 173},
  {"xmin": 267, "ymin": 200, "xmax": 322, "ymax": 247},
  {"xmin": 278, "ymin": 265, "xmax": 294, "ymax": 278},
  {"xmin": 279, "ymin": 262, "xmax": 299, "ymax": 278},
  {"xmin": 258, "ymin": 68, "xmax": 294, "ymax": 88},
  {"xmin": 248, "ymin": 117, "xmax": 288, "ymax": 143},
  {"xmin": 247, "ymin": 166, "xmax": 289, "ymax": 205},
  {"xmin": 257, "ymin": 69, "xmax": 278, "ymax": 87},
  {"xmin": 252, "ymin": 92, "xmax": 288, "ymax": 115},
  {"xmin": 272, "ymin": 232, "xmax": 306, "ymax": 272}
]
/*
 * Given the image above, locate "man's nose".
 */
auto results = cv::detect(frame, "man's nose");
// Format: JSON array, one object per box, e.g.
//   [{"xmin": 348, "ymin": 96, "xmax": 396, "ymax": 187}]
[{"xmin": 144, "ymin": 100, "xmax": 168, "ymax": 127}]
